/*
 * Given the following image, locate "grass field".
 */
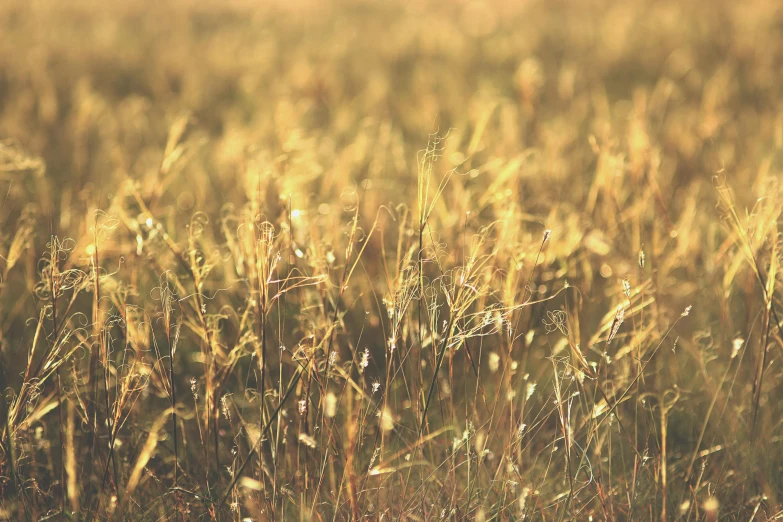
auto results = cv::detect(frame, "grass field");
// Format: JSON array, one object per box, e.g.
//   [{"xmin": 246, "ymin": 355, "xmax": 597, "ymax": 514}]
[{"xmin": 1, "ymin": 0, "xmax": 783, "ymax": 519}]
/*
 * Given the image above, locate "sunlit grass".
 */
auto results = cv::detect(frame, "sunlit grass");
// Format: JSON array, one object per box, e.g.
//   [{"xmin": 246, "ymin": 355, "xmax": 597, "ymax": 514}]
[{"xmin": 0, "ymin": 0, "xmax": 782, "ymax": 519}]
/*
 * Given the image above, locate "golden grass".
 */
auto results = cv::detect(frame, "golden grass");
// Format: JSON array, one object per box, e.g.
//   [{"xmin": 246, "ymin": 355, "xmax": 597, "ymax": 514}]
[{"xmin": 0, "ymin": 0, "xmax": 782, "ymax": 519}]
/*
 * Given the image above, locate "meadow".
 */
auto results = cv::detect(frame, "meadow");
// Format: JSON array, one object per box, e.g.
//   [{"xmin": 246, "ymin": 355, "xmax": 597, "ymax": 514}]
[{"xmin": 1, "ymin": 0, "xmax": 782, "ymax": 519}]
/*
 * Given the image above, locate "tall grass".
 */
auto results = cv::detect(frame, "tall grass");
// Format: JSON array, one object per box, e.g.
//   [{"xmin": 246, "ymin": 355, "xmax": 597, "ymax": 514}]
[{"xmin": 0, "ymin": 0, "xmax": 782, "ymax": 519}]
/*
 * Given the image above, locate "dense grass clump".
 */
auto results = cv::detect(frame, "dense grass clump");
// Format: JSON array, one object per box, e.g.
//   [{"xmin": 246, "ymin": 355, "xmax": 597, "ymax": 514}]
[{"xmin": 1, "ymin": 0, "xmax": 783, "ymax": 519}]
